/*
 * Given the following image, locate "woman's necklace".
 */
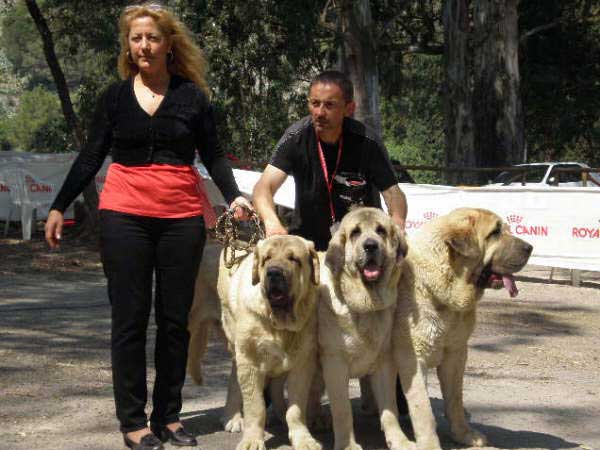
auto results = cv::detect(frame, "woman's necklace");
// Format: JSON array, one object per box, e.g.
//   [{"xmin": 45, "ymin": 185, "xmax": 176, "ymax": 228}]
[{"xmin": 138, "ymin": 75, "xmax": 167, "ymax": 99}]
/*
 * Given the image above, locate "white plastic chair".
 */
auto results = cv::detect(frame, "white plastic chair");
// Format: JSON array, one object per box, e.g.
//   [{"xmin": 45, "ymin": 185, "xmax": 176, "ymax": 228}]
[{"xmin": 0, "ymin": 166, "xmax": 55, "ymax": 240}]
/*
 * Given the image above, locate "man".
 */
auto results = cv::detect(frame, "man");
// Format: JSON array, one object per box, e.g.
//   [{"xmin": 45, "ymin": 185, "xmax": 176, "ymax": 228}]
[
  {"xmin": 253, "ymin": 71, "xmax": 410, "ymax": 414},
  {"xmin": 253, "ymin": 70, "xmax": 407, "ymax": 250}
]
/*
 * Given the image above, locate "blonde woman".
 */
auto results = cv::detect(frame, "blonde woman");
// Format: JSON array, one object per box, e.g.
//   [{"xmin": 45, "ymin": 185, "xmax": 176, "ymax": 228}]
[{"xmin": 45, "ymin": 3, "xmax": 251, "ymax": 449}]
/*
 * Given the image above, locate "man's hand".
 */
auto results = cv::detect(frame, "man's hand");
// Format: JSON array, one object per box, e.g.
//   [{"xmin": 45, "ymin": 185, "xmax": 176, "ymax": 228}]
[
  {"xmin": 45, "ymin": 209, "xmax": 64, "ymax": 249},
  {"xmin": 229, "ymin": 196, "xmax": 254, "ymax": 220},
  {"xmin": 253, "ymin": 164, "xmax": 289, "ymax": 238},
  {"xmin": 264, "ymin": 218, "xmax": 288, "ymax": 237},
  {"xmin": 391, "ymin": 215, "xmax": 406, "ymax": 232}
]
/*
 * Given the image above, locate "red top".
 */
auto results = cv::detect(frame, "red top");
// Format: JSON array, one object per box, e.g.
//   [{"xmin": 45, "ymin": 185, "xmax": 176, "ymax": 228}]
[{"xmin": 99, "ymin": 163, "xmax": 215, "ymax": 221}]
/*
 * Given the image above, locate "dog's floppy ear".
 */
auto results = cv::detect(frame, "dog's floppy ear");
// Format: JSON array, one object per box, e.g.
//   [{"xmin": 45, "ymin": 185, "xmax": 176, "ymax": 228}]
[
  {"xmin": 307, "ymin": 242, "xmax": 320, "ymax": 285},
  {"xmin": 443, "ymin": 218, "xmax": 480, "ymax": 258},
  {"xmin": 325, "ymin": 226, "xmax": 346, "ymax": 276},
  {"xmin": 393, "ymin": 223, "xmax": 408, "ymax": 263},
  {"xmin": 251, "ymin": 245, "xmax": 261, "ymax": 285}
]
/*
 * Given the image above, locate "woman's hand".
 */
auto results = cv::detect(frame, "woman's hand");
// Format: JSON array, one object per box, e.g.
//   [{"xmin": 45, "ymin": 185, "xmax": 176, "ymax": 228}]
[
  {"xmin": 229, "ymin": 196, "xmax": 254, "ymax": 221},
  {"xmin": 45, "ymin": 209, "xmax": 64, "ymax": 249}
]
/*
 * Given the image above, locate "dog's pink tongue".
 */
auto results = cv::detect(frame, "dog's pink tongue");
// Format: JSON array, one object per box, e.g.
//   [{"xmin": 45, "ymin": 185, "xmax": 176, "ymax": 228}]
[
  {"xmin": 503, "ymin": 274, "xmax": 519, "ymax": 298},
  {"xmin": 363, "ymin": 267, "xmax": 381, "ymax": 281}
]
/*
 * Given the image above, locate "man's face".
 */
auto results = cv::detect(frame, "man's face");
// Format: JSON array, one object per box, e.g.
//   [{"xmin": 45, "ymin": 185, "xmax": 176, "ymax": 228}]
[{"xmin": 308, "ymin": 83, "xmax": 355, "ymax": 138}]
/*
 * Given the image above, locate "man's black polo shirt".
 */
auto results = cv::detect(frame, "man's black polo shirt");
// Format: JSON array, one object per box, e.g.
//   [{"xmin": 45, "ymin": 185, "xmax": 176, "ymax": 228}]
[{"xmin": 270, "ymin": 116, "xmax": 398, "ymax": 251}]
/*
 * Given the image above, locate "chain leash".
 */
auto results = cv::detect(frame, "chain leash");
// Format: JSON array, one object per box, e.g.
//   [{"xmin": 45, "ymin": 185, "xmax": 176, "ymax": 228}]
[{"xmin": 214, "ymin": 206, "xmax": 265, "ymax": 269}]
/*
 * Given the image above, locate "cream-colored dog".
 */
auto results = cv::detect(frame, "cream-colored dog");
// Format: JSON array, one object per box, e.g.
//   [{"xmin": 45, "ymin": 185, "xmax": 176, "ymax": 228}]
[
  {"xmin": 219, "ymin": 235, "xmax": 322, "ymax": 450},
  {"xmin": 394, "ymin": 208, "xmax": 533, "ymax": 447},
  {"xmin": 318, "ymin": 207, "xmax": 428, "ymax": 450},
  {"xmin": 188, "ymin": 240, "xmax": 223, "ymax": 387}
]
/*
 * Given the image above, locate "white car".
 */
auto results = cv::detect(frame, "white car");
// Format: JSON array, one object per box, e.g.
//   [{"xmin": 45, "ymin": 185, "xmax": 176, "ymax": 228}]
[{"xmin": 490, "ymin": 162, "xmax": 600, "ymax": 187}]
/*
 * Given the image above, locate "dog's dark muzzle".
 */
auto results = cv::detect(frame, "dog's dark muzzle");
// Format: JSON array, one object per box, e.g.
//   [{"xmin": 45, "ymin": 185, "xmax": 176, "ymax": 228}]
[
  {"xmin": 265, "ymin": 267, "xmax": 292, "ymax": 309},
  {"xmin": 359, "ymin": 238, "xmax": 384, "ymax": 282}
]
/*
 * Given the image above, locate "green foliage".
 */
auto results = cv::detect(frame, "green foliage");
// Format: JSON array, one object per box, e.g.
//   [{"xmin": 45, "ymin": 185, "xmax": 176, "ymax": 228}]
[
  {"xmin": 1, "ymin": 1, "xmax": 51, "ymax": 89},
  {"xmin": 0, "ymin": 36, "xmax": 21, "ymax": 151},
  {"xmin": 1, "ymin": 0, "xmax": 121, "ymax": 151},
  {"xmin": 381, "ymin": 54, "xmax": 444, "ymax": 184},
  {"xmin": 1, "ymin": 0, "xmax": 120, "ymax": 91},
  {"xmin": 182, "ymin": 0, "xmax": 329, "ymax": 162},
  {"xmin": 519, "ymin": 0, "xmax": 600, "ymax": 166},
  {"xmin": 0, "ymin": 116, "xmax": 11, "ymax": 151},
  {"xmin": 372, "ymin": 0, "xmax": 444, "ymax": 182},
  {"xmin": 3, "ymin": 86, "xmax": 69, "ymax": 152}
]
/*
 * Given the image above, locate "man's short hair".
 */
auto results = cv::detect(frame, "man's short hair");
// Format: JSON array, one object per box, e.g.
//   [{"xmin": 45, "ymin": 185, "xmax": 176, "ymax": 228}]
[{"xmin": 310, "ymin": 70, "xmax": 354, "ymax": 103}]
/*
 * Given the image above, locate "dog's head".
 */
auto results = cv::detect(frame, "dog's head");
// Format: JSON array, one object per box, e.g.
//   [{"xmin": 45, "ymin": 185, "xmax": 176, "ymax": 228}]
[
  {"xmin": 325, "ymin": 207, "xmax": 407, "ymax": 310},
  {"xmin": 251, "ymin": 235, "xmax": 320, "ymax": 328},
  {"xmin": 436, "ymin": 208, "xmax": 533, "ymax": 301}
]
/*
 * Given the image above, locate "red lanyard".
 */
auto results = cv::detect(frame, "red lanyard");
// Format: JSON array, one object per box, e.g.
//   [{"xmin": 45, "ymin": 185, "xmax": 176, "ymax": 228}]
[{"xmin": 316, "ymin": 135, "xmax": 343, "ymax": 224}]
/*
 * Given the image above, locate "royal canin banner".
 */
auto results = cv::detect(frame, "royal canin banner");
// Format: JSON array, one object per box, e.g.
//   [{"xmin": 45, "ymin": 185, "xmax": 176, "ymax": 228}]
[
  {"xmin": 397, "ymin": 183, "xmax": 600, "ymax": 272},
  {"xmin": 232, "ymin": 173, "xmax": 600, "ymax": 272}
]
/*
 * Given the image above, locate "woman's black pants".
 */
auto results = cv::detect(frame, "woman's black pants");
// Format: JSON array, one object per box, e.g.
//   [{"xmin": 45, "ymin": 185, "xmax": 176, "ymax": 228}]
[{"xmin": 100, "ymin": 210, "xmax": 206, "ymax": 433}]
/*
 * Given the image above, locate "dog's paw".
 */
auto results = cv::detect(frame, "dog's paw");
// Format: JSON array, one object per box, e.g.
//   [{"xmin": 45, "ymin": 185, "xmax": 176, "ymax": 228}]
[
  {"xmin": 417, "ymin": 433, "xmax": 442, "ymax": 450},
  {"xmin": 390, "ymin": 442, "xmax": 416, "ymax": 450},
  {"xmin": 222, "ymin": 412, "xmax": 244, "ymax": 433},
  {"xmin": 335, "ymin": 442, "xmax": 363, "ymax": 450},
  {"xmin": 452, "ymin": 427, "xmax": 487, "ymax": 447},
  {"xmin": 236, "ymin": 437, "xmax": 266, "ymax": 450},
  {"xmin": 417, "ymin": 441, "xmax": 442, "ymax": 450},
  {"xmin": 416, "ymin": 437, "xmax": 442, "ymax": 450},
  {"xmin": 292, "ymin": 434, "xmax": 322, "ymax": 450}
]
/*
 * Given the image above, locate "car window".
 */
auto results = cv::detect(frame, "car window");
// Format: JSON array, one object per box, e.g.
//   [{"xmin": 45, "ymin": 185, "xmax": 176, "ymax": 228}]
[
  {"xmin": 503, "ymin": 165, "xmax": 548, "ymax": 184},
  {"xmin": 548, "ymin": 165, "xmax": 582, "ymax": 184}
]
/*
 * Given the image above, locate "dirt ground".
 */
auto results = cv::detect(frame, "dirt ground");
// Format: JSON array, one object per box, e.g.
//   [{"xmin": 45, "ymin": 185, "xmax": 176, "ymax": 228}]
[{"xmin": 0, "ymin": 223, "xmax": 599, "ymax": 450}]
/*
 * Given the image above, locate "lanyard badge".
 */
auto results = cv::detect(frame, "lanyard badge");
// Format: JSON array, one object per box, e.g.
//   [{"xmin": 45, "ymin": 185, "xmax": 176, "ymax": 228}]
[{"xmin": 316, "ymin": 135, "xmax": 343, "ymax": 232}]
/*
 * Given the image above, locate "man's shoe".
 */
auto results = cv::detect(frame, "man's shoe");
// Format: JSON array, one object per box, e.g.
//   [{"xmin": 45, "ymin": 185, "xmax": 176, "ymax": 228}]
[
  {"xmin": 151, "ymin": 424, "xmax": 198, "ymax": 447},
  {"xmin": 123, "ymin": 432, "xmax": 164, "ymax": 450}
]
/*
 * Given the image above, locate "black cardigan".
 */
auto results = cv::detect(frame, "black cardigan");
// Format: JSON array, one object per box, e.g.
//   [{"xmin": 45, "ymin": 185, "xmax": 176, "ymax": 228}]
[{"xmin": 50, "ymin": 75, "xmax": 241, "ymax": 213}]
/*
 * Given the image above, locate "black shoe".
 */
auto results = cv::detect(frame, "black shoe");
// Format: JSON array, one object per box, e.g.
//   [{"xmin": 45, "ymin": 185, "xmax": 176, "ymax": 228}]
[
  {"xmin": 123, "ymin": 432, "xmax": 164, "ymax": 450},
  {"xmin": 151, "ymin": 424, "xmax": 198, "ymax": 447}
]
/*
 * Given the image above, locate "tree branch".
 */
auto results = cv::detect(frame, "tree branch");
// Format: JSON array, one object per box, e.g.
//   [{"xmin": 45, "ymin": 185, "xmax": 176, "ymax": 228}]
[
  {"xmin": 24, "ymin": 0, "xmax": 85, "ymax": 148},
  {"xmin": 319, "ymin": 0, "xmax": 338, "ymax": 33},
  {"xmin": 520, "ymin": 20, "xmax": 561, "ymax": 43},
  {"xmin": 25, "ymin": 0, "xmax": 99, "ymax": 228},
  {"xmin": 402, "ymin": 43, "xmax": 444, "ymax": 55}
]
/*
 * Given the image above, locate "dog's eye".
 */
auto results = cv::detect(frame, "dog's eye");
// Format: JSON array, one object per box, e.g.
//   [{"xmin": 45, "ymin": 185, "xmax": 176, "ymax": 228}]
[
  {"xmin": 376, "ymin": 225, "xmax": 387, "ymax": 238},
  {"xmin": 350, "ymin": 227, "xmax": 361, "ymax": 239},
  {"xmin": 288, "ymin": 255, "xmax": 300, "ymax": 264}
]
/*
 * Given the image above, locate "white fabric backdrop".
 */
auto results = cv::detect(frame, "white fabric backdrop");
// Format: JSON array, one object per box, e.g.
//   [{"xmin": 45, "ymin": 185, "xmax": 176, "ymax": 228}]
[{"xmin": 1, "ymin": 153, "xmax": 599, "ymax": 271}]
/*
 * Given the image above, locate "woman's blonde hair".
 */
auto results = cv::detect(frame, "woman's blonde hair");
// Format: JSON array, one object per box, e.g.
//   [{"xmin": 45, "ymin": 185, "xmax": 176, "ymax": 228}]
[{"xmin": 117, "ymin": 2, "xmax": 209, "ymax": 95}]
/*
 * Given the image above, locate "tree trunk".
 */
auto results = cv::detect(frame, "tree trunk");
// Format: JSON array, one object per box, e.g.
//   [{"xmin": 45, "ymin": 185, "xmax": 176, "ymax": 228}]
[
  {"xmin": 443, "ymin": 0, "xmax": 477, "ymax": 185},
  {"xmin": 25, "ymin": 0, "xmax": 99, "ymax": 228},
  {"xmin": 472, "ymin": 0, "xmax": 524, "ymax": 181},
  {"xmin": 338, "ymin": 0, "xmax": 382, "ymax": 137}
]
